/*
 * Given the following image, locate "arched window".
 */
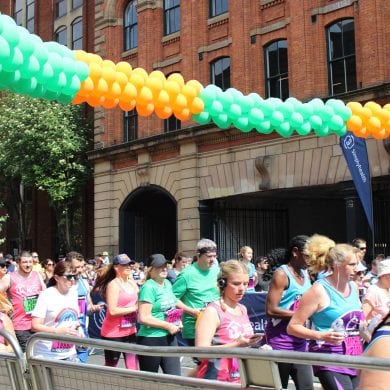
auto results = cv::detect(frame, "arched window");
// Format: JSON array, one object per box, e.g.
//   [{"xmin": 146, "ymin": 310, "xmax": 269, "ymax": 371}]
[
  {"xmin": 124, "ymin": 1, "xmax": 138, "ymax": 50},
  {"xmin": 210, "ymin": 57, "xmax": 230, "ymax": 91},
  {"xmin": 55, "ymin": 26, "xmax": 67, "ymax": 46},
  {"xmin": 326, "ymin": 19, "xmax": 357, "ymax": 95},
  {"xmin": 164, "ymin": 0, "xmax": 180, "ymax": 36},
  {"xmin": 264, "ymin": 39, "xmax": 289, "ymax": 99},
  {"xmin": 72, "ymin": 17, "xmax": 83, "ymax": 49},
  {"xmin": 209, "ymin": 0, "xmax": 228, "ymax": 18}
]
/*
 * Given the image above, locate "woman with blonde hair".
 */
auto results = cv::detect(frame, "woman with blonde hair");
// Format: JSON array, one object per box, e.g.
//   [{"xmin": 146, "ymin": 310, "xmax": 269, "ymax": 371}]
[
  {"xmin": 238, "ymin": 246, "xmax": 257, "ymax": 292},
  {"xmin": 195, "ymin": 260, "xmax": 260, "ymax": 383},
  {"xmin": 288, "ymin": 235, "xmax": 363, "ymax": 390}
]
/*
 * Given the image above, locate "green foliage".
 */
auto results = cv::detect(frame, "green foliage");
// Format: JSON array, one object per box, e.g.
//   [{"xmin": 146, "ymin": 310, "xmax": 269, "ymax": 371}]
[{"xmin": 0, "ymin": 91, "xmax": 91, "ymax": 250}]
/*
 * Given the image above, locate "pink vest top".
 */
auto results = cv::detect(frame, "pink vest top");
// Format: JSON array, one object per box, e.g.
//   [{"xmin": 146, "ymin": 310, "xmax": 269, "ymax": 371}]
[
  {"xmin": 101, "ymin": 280, "xmax": 138, "ymax": 338},
  {"xmin": 9, "ymin": 271, "xmax": 43, "ymax": 330}
]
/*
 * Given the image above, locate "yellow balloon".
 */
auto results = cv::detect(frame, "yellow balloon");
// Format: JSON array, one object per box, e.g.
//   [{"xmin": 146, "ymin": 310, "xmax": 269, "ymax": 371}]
[
  {"xmin": 346, "ymin": 115, "xmax": 363, "ymax": 132},
  {"xmin": 165, "ymin": 80, "xmax": 180, "ymax": 99},
  {"xmin": 89, "ymin": 62, "xmax": 102, "ymax": 82},
  {"xmin": 129, "ymin": 73, "xmax": 145, "ymax": 90},
  {"xmin": 364, "ymin": 101, "xmax": 381, "ymax": 115},
  {"xmin": 360, "ymin": 107, "xmax": 372, "ymax": 122},
  {"xmin": 137, "ymin": 86, "xmax": 153, "ymax": 106},
  {"xmin": 190, "ymin": 96, "xmax": 204, "ymax": 114},
  {"xmin": 167, "ymin": 73, "xmax": 185, "ymax": 87},
  {"xmin": 367, "ymin": 116, "xmax": 382, "ymax": 134},
  {"xmin": 101, "ymin": 67, "xmax": 116, "ymax": 84},
  {"xmin": 346, "ymin": 101, "xmax": 363, "ymax": 114},
  {"xmin": 115, "ymin": 61, "xmax": 132, "ymax": 77},
  {"xmin": 96, "ymin": 78, "xmax": 109, "ymax": 95},
  {"xmin": 154, "ymin": 89, "xmax": 170, "ymax": 108},
  {"xmin": 121, "ymin": 83, "xmax": 138, "ymax": 102},
  {"xmin": 173, "ymin": 93, "xmax": 187, "ymax": 111},
  {"xmin": 115, "ymin": 72, "xmax": 128, "ymax": 86},
  {"xmin": 108, "ymin": 81, "xmax": 122, "ymax": 99},
  {"xmin": 80, "ymin": 76, "xmax": 94, "ymax": 94},
  {"xmin": 149, "ymin": 70, "xmax": 166, "ymax": 82},
  {"xmin": 146, "ymin": 76, "xmax": 164, "ymax": 95},
  {"xmin": 102, "ymin": 59, "xmax": 116, "ymax": 70},
  {"xmin": 181, "ymin": 84, "xmax": 197, "ymax": 102},
  {"xmin": 186, "ymin": 79, "xmax": 203, "ymax": 94},
  {"xmin": 132, "ymin": 67, "xmax": 149, "ymax": 81}
]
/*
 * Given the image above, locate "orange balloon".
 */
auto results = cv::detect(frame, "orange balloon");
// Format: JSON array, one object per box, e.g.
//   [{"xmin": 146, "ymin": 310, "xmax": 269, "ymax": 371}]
[
  {"xmin": 137, "ymin": 86, "xmax": 153, "ymax": 106},
  {"xmin": 119, "ymin": 100, "xmax": 136, "ymax": 112},
  {"xmin": 71, "ymin": 94, "xmax": 86, "ymax": 104},
  {"xmin": 121, "ymin": 83, "xmax": 137, "ymax": 102},
  {"xmin": 102, "ymin": 97, "xmax": 119, "ymax": 109},
  {"xmin": 174, "ymin": 107, "xmax": 190, "ymax": 121},
  {"xmin": 360, "ymin": 107, "xmax": 372, "ymax": 122},
  {"xmin": 115, "ymin": 61, "xmax": 132, "ymax": 77},
  {"xmin": 155, "ymin": 106, "xmax": 173, "ymax": 119},
  {"xmin": 190, "ymin": 96, "xmax": 204, "ymax": 114},
  {"xmin": 136, "ymin": 103, "xmax": 154, "ymax": 116},
  {"xmin": 367, "ymin": 116, "xmax": 382, "ymax": 134},
  {"xmin": 79, "ymin": 76, "xmax": 94, "ymax": 94},
  {"xmin": 154, "ymin": 89, "xmax": 170, "ymax": 108},
  {"xmin": 374, "ymin": 128, "xmax": 390, "ymax": 139},
  {"xmin": 346, "ymin": 115, "xmax": 363, "ymax": 133},
  {"xmin": 86, "ymin": 95, "xmax": 102, "ymax": 107},
  {"xmin": 352, "ymin": 126, "xmax": 369, "ymax": 138},
  {"xmin": 379, "ymin": 109, "xmax": 390, "ymax": 124}
]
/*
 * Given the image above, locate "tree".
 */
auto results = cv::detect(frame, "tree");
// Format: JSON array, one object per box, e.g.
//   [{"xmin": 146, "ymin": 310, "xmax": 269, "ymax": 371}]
[{"xmin": 0, "ymin": 91, "xmax": 91, "ymax": 252}]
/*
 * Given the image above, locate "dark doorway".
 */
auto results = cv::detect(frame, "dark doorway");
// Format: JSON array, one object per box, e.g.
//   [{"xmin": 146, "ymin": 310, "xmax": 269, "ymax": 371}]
[{"xmin": 119, "ymin": 185, "xmax": 177, "ymax": 262}]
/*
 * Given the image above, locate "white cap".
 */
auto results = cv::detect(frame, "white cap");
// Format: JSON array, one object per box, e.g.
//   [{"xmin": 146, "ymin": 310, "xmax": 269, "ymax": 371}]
[
  {"xmin": 356, "ymin": 262, "xmax": 367, "ymax": 272},
  {"xmin": 378, "ymin": 259, "xmax": 390, "ymax": 278}
]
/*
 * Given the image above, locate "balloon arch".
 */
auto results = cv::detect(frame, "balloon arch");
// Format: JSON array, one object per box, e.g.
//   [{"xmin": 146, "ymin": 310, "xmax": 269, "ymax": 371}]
[{"xmin": 0, "ymin": 13, "xmax": 389, "ymax": 140}]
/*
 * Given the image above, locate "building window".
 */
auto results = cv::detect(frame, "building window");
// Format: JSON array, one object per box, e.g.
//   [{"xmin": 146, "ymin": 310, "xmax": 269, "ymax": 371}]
[
  {"xmin": 56, "ymin": 0, "xmax": 67, "ymax": 18},
  {"xmin": 72, "ymin": 17, "xmax": 83, "ymax": 49},
  {"xmin": 26, "ymin": 0, "xmax": 35, "ymax": 32},
  {"xmin": 72, "ymin": 0, "xmax": 82, "ymax": 9},
  {"xmin": 164, "ymin": 116, "xmax": 181, "ymax": 133},
  {"xmin": 164, "ymin": 0, "xmax": 180, "ymax": 36},
  {"xmin": 13, "ymin": 0, "xmax": 23, "ymax": 26},
  {"xmin": 210, "ymin": 57, "xmax": 230, "ymax": 90},
  {"xmin": 327, "ymin": 19, "xmax": 357, "ymax": 95},
  {"xmin": 124, "ymin": 1, "xmax": 138, "ymax": 50},
  {"xmin": 124, "ymin": 110, "xmax": 138, "ymax": 142},
  {"xmin": 55, "ymin": 26, "xmax": 67, "ymax": 46},
  {"xmin": 264, "ymin": 39, "xmax": 289, "ymax": 99},
  {"xmin": 209, "ymin": 0, "xmax": 228, "ymax": 18}
]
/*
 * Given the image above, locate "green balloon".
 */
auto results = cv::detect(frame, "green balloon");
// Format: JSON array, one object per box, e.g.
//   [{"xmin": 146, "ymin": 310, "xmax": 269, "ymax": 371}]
[
  {"xmin": 255, "ymin": 120, "xmax": 272, "ymax": 134},
  {"xmin": 228, "ymin": 103, "xmax": 242, "ymax": 120},
  {"xmin": 209, "ymin": 100, "xmax": 224, "ymax": 117},
  {"xmin": 0, "ymin": 35, "xmax": 10, "ymax": 61},
  {"xmin": 192, "ymin": 111, "xmax": 211, "ymax": 125},
  {"xmin": 314, "ymin": 125, "xmax": 330, "ymax": 137},
  {"xmin": 296, "ymin": 121, "xmax": 312, "ymax": 136},
  {"xmin": 270, "ymin": 110, "xmax": 284, "ymax": 127},
  {"xmin": 290, "ymin": 112, "xmax": 304, "ymax": 128},
  {"xmin": 213, "ymin": 113, "xmax": 231, "ymax": 129},
  {"xmin": 248, "ymin": 107, "xmax": 264, "ymax": 125},
  {"xmin": 309, "ymin": 115, "xmax": 323, "ymax": 130},
  {"xmin": 277, "ymin": 121, "xmax": 293, "ymax": 138},
  {"xmin": 234, "ymin": 116, "xmax": 251, "ymax": 131}
]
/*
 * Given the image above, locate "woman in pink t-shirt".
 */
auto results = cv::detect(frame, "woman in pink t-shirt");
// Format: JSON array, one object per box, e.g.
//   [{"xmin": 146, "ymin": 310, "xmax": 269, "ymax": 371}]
[
  {"xmin": 95, "ymin": 254, "xmax": 139, "ymax": 369},
  {"xmin": 195, "ymin": 260, "xmax": 261, "ymax": 383}
]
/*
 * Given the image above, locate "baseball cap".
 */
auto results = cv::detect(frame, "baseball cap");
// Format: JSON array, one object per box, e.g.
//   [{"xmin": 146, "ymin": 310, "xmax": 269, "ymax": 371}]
[
  {"xmin": 112, "ymin": 254, "xmax": 134, "ymax": 265},
  {"xmin": 147, "ymin": 254, "xmax": 168, "ymax": 268},
  {"xmin": 377, "ymin": 259, "xmax": 390, "ymax": 278}
]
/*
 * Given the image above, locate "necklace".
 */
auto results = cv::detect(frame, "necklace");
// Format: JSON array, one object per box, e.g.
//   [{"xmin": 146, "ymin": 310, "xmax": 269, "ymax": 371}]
[{"xmin": 289, "ymin": 264, "xmax": 304, "ymax": 280}]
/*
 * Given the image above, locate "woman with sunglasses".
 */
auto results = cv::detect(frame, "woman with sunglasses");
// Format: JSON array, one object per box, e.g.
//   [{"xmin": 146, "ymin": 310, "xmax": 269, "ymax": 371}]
[
  {"xmin": 31, "ymin": 261, "xmax": 82, "ymax": 361},
  {"xmin": 42, "ymin": 258, "xmax": 55, "ymax": 286},
  {"xmin": 94, "ymin": 254, "xmax": 138, "ymax": 369}
]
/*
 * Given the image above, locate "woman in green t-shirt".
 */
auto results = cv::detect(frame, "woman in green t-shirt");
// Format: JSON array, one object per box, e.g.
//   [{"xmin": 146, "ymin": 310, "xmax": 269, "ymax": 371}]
[{"xmin": 137, "ymin": 253, "xmax": 183, "ymax": 375}]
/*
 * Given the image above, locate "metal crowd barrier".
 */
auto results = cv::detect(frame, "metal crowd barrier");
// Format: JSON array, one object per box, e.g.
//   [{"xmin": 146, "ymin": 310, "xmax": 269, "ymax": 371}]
[{"xmin": 0, "ymin": 330, "xmax": 389, "ymax": 390}]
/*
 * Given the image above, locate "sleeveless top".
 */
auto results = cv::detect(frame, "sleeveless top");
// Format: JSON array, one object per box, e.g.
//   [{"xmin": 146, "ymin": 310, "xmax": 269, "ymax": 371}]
[
  {"xmin": 309, "ymin": 278, "xmax": 363, "ymax": 376},
  {"xmin": 266, "ymin": 264, "xmax": 311, "ymax": 351},
  {"xmin": 197, "ymin": 301, "xmax": 253, "ymax": 383},
  {"xmin": 101, "ymin": 279, "xmax": 138, "ymax": 338},
  {"xmin": 9, "ymin": 271, "xmax": 43, "ymax": 330},
  {"xmin": 365, "ymin": 316, "xmax": 390, "ymax": 352}
]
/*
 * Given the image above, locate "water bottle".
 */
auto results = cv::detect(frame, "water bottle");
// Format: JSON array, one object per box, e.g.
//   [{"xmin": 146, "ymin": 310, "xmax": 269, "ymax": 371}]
[
  {"xmin": 367, "ymin": 314, "xmax": 382, "ymax": 334},
  {"xmin": 331, "ymin": 318, "xmax": 345, "ymax": 345}
]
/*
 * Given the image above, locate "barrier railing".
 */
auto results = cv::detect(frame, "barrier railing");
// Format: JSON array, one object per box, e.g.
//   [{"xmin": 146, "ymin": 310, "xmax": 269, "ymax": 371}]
[
  {"xmin": 0, "ymin": 331, "xmax": 389, "ymax": 390},
  {"xmin": 0, "ymin": 329, "xmax": 29, "ymax": 390}
]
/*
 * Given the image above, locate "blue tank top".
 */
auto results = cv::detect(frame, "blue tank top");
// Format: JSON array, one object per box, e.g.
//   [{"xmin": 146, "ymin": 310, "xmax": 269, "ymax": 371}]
[
  {"xmin": 309, "ymin": 278, "xmax": 363, "ymax": 376},
  {"xmin": 265, "ymin": 264, "xmax": 311, "ymax": 351}
]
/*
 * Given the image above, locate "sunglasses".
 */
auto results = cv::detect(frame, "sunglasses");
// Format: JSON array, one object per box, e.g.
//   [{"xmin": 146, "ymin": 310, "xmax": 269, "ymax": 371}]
[
  {"xmin": 62, "ymin": 274, "xmax": 79, "ymax": 281},
  {"xmin": 46, "ymin": 263, "xmax": 54, "ymax": 266},
  {"xmin": 0, "ymin": 264, "xmax": 7, "ymax": 268},
  {"xmin": 359, "ymin": 247, "xmax": 367, "ymax": 251}
]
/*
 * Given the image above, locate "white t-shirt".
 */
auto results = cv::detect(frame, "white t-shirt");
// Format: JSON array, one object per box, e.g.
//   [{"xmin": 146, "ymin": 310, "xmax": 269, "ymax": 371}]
[{"xmin": 32, "ymin": 286, "xmax": 79, "ymax": 360}]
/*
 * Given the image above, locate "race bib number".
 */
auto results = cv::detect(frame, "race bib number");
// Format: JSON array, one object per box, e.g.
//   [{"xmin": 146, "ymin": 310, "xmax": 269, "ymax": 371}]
[
  {"xmin": 165, "ymin": 308, "xmax": 183, "ymax": 325},
  {"xmin": 345, "ymin": 335, "xmax": 363, "ymax": 356},
  {"xmin": 51, "ymin": 341, "xmax": 73, "ymax": 353},
  {"xmin": 23, "ymin": 295, "xmax": 38, "ymax": 314},
  {"xmin": 120, "ymin": 312, "xmax": 137, "ymax": 328}
]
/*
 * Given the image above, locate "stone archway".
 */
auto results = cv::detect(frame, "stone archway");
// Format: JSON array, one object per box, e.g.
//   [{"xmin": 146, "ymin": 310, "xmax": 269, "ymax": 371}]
[{"xmin": 119, "ymin": 185, "xmax": 177, "ymax": 262}]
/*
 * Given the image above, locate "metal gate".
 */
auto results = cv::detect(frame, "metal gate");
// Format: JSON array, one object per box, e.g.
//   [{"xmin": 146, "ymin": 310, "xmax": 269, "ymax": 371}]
[{"xmin": 213, "ymin": 207, "xmax": 289, "ymax": 261}]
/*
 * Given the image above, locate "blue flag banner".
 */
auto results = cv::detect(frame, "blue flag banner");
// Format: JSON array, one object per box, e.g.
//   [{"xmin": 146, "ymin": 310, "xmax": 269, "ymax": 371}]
[{"xmin": 340, "ymin": 132, "xmax": 373, "ymax": 230}]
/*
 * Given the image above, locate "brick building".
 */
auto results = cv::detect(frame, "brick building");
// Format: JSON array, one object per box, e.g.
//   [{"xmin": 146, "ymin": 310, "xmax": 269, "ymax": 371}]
[{"xmin": 1, "ymin": 1, "xmax": 389, "ymax": 261}]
